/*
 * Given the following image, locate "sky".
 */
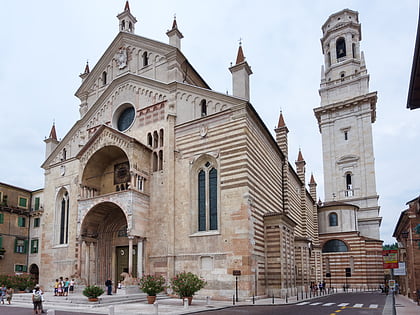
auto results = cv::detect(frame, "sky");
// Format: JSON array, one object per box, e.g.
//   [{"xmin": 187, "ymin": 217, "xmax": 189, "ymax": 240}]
[{"xmin": 0, "ymin": 0, "xmax": 419, "ymax": 245}]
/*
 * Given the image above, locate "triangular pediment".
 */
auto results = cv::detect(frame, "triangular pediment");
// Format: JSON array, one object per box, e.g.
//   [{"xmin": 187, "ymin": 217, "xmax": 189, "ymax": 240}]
[
  {"xmin": 75, "ymin": 31, "xmax": 209, "ymax": 100},
  {"xmin": 76, "ymin": 125, "xmax": 150, "ymax": 166}
]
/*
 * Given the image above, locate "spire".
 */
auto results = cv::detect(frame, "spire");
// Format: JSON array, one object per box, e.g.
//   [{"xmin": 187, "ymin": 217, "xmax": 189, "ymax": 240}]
[
  {"xmin": 235, "ymin": 44, "xmax": 245, "ymax": 65},
  {"xmin": 166, "ymin": 14, "xmax": 183, "ymax": 49},
  {"xmin": 171, "ymin": 15, "xmax": 178, "ymax": 30},
  {"xmin": 297, "ymin": 149, "xmax": 304, "ymax": 162},
  {"xmin": 229, "ymin": 41, "xmax": 252, "ymax": 100},
  {"xmin": 49, "ymin": 123, "xmax": 57, "ymax": 141},
  {"xmin": 84, "ymin": 61, "xmax": 90, "ymax": 74},
  {"xmin": 117, "ymin": 1, "xmax": 137, "ymax": 33},
  {"xmin": 277, "ymin": 111, "xmax": 286, "ymax": 128},
  {"xmin": 310, "ymin": 173, "xmax": 316, "ymax": 185}
]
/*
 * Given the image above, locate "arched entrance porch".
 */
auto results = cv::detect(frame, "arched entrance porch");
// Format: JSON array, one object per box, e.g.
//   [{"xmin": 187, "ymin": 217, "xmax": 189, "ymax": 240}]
[{"xmin": 79, "ymin": 202, "xmax": 142, "ymax": 287}]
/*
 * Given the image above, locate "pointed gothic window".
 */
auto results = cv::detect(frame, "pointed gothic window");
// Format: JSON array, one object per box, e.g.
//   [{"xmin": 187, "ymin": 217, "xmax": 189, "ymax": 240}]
[
  {"xmin": 58, "ymin": 191, "xmax": 69, "ymax": 245},
  {"xmin": 336, "ymin": 37, "xmax": 346, "ymax": 59},
  {"xmin": 196, "ymin": 160, "xmax": 218, "ymax": 232}
]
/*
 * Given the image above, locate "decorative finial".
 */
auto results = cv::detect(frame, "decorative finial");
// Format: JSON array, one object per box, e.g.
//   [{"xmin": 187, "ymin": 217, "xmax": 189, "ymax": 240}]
[{"xmin": 238, "ymin": 37, "xmax": 243, "ymax": 46}]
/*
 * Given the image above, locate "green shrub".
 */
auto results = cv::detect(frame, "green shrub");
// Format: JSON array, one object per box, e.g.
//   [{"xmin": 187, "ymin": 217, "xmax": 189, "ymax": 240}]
[
  {"xmin": 82, "ymin": 285, "xmax": 104, "ymax": 298},
  {"xmin": 170, "ymin": 272, "xmax": 206, "ymax": 297},
  {"xmin": 138, "ymin": 274, "xmax": 166, "ymax": 296}
]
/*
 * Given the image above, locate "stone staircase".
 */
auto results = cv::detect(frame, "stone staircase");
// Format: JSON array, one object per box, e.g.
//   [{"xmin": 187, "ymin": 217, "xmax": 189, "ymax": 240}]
[{"xmin": 11, "ymin": 291, "xmax": 169, "ymax": 307}]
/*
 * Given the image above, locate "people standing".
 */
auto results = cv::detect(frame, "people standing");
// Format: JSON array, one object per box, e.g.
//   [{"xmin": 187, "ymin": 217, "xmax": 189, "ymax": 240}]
[
  {"xmin": 105, "ymin": 278, "xmax": 112, "ymax": 295},
  {"xmin": 54, "ymin": 279, "xmax": 59, "ymax": 296},
  {"xmin": 0, "ymin": 284, "xmax": 6, "ymax": 304},
  {"xmin": 64, "ymin": 278, "xmax": 70, "ymax": 296},
  {"xmin": 5, "ymin": 286, "xmax": 13, "ymax": 304},
  {"xmin": 69, "ymin": 279, "xmax": 75, "ymax": 293},
  {"xmin": 32, "ymin": 284, "xmax": 43, "ymax": 315}
]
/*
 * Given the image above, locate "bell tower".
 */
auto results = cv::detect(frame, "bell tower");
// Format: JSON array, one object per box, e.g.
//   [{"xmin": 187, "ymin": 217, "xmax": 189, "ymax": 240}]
[
  {"xmin": 314, "ymin": 9, "xmax": 381, "ymax": 240},
  {"xmin": 117, "ymin": 1, "xmax": 137, "ymax": 34}
]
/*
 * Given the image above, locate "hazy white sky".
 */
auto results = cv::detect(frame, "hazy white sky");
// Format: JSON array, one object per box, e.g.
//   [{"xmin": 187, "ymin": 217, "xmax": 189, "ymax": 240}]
[{"xmin": 0, "ymin": 1, "xmax": 419, "ymax": 244}]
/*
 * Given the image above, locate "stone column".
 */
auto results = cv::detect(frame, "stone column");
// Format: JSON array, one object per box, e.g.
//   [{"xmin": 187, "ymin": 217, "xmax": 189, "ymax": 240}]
[
  {"xmin": 128, "ymin": 236, "xmax": 134, "ymax": 276},
  {"xmin": 85, "ymin": 241, "xmax": 90, "ymax": 285},
  {"xmin": 137, "ymin": 239, "xmax": 143, "ymax": 278}
]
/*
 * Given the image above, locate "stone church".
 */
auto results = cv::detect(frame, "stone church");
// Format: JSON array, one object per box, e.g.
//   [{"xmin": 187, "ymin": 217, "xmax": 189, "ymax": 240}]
[{"xmin": 37, "ymin": 2, "xmax": 382, "ymax": 298}]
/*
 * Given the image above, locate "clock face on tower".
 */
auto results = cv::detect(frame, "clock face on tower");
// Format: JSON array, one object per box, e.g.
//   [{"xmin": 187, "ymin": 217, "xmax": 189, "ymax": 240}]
[{"xmin": 114, "ymin": 162, "xmax": 130, "ymax": 184}]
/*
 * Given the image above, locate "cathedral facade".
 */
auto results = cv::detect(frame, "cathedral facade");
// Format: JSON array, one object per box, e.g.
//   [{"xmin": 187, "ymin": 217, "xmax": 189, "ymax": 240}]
[{"xmin": 39, "ymin": 2, "xmax": 321, "ymax": 299}]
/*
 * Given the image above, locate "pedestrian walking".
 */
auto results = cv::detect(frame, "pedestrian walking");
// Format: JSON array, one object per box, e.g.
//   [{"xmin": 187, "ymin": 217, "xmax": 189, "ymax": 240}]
[
  {"xmin": 32, "ymin": 284, "xmax": 43, "ymax": 314},
  {"xmin": 105, "ymin": 278, "xmax": 112, "ymax": 295},
  {"xmin": 0, "ymin": 284, "xmax": 6, "ymax": 304},
  {"xmin": 5, "ymin": 286, "xmax": 13, "ymax": 304}
]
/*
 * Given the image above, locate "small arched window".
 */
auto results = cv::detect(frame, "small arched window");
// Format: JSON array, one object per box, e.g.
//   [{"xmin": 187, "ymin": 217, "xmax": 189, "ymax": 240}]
[
  {"xmin": 322, "ymin": 239, "xmax": 348, "ymax": 253},
  {"xmin": 102, "ymin": 71, "xmax": 107, "ymax": 85},
  {"xmin": 142, "ymin": 52, "xmax": 149, "ymax": 67},
  {"xmin": 159, "ymin": 129, "xmax": 164, "ymax": 147},
  {"xmin": 153, "ymin": 131, "xmax": 158, "ymax": 149},
  {"xmin": 200, "ymin": 99, "xmax": 207, "ymax": 117},
  {"xmin": 129, "ymin": 22, "xmax": 133, "ymax": 32},
  {"xmin": 329, "ymin": 212, "xmax": 338, "ymax": 226},
  {"xmin": 336, "ymin": 37, "xmax": 346, "ymax": 59},
  {"xmin": 352, "ymin": 43, "xmax": 356, "ymax": 58},
  {"xmin": 147, "ymin": 133, "xmax": 152, "ymax": 146},
  {"xmin": 346, "ymin": 173, "xmax": 352, "ymax": 190}
]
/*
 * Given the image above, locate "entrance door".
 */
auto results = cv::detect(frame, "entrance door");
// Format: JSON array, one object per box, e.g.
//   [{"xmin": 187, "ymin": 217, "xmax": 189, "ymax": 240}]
[{"xmin": 116, "ymin": 246, "xmax": 137, "ymax": 283}]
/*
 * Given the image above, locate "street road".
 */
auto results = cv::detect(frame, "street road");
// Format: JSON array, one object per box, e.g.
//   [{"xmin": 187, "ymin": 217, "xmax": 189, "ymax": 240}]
[{"xmin": 197, "ymin": 292, "xmax": 387, "ymax": 315}]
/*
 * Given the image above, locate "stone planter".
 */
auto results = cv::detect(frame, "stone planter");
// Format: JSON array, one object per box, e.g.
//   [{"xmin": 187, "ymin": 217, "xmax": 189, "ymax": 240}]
[{"xmin": 147, "ymin": 295, "xmax": 156, "ymax": 304}]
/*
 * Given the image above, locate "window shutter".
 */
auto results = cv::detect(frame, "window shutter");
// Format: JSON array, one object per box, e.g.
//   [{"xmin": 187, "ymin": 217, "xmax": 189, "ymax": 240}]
[
  {"xmin": 0, "ymin": 213, "xmax": 3, "ymax": 224},
  {"xmin": 34, "ymin": 197, "xmax": 40, "ymax": 210},
  {"xmin": 23, "ymin": 265, "xmax": 27, "ymax": 272},
  {"xmin": 14, "ymin": 238, "xmax": 18, "ymax": 253},
  {"xmin": 0, "ymin": 236, "xmax": 3, "ymax": 249},
  {"xmin": 23, "ymin": 239, "xmax": 28, "ymax": 254}
]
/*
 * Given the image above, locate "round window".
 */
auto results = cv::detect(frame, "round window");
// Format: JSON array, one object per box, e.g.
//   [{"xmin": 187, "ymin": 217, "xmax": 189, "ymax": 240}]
[{"xmin": 117, "ymin": 106, "xmax": 135, "ymax": 131}]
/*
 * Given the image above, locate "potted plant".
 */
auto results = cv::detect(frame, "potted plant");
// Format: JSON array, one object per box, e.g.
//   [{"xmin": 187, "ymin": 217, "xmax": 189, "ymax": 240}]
[
  {"xmin": 170, "ymin": 272, "xmax": 206, "ymax": 305},
  {"xmin": 138, "ymin": 274, "xmax": 166, "ymax": 304},
  {"xmin": 82, "ymin": 285, "xmax": 104, "ymax": 301}
]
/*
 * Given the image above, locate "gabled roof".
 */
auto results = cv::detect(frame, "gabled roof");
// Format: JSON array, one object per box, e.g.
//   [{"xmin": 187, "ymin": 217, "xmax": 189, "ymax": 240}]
[
  {"xmin": 75, "ymin": 31, "xmax": 210, "ymax": 99},
  {"xmin": 75, "ymin": 124, "xmax": 148, "ymax": 160}
]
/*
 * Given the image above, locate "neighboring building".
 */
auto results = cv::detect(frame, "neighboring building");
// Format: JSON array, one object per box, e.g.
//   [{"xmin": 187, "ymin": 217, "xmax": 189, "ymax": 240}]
[
  {"xmin": 393, "ymin": 196, "xmax": 420, "ymax": 301},
  {"xmin": 0, "ymin": 182, "xmax": 31, "ymax": 275},
  {"xmin": 38, "ymin": 2, "xmax": 321, "ymax": 299},
  {"xmin": 28, "ymin": 188, "xmax": 44, "ymax": 284},
  {"xmin": 314, "ymin": 9, "xmax": 383, "ymax": 288},
  {"xmin": 407, "ymin": 6, "xmax": 420, "ymax": 110}
]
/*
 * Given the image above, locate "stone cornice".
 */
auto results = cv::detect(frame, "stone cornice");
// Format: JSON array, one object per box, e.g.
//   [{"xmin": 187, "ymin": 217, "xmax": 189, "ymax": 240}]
[{"xmin": 314, "ymin": 91, "xmax": 377, "ymax": 129}]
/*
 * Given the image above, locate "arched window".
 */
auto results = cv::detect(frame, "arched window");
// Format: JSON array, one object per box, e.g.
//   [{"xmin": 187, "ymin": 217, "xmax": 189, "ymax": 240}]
[
  {"xmin": 153, "ymin": 152, "xmax": 158, "ymax": 172},
  {"xmin": 147, "ymin": 133, "xmax": 152, "ymax": 146},
  {"xmin": 159, "ymin": 129, "xmax": 164, "ymax": 147},
  {"xmin": 142, "ymin": 52, "xmax": 148, "ymax": 67},
  {"xmin": 57, "ymin": 191, "xmax": 69, "ymax": 245},
  {"xmin": 200, "ymin": 99, "xmax": 207, "ymax": 117},
  {"xmin": 322, "ymin": 239, "xmax": 348, "ymax": 253},
  {"xmin": 153, "ymin": 131, "xmax": 158, "ymax": 149},
  {"xmin": 158, "ymin": 150, "xmax": 163, "ymax": 171},
  {"xmin": 352, "ymin": 43, "xmax": 356, "ymax": 58},
  {"xmin": 129, "ymin": 22, "xmax": 133, "ymax": 32},
  {"xmin": 102, "ymin": 71, "xmax": 107, "ymax": 85},
  {"xmin": 329, "ymin": 212, "xmax": 338, "ymax": 226},
  {"xmin": 346, "ymin": 173, "xmax": 352, "ymax": 189},
  {"xmin": 197, "ymin": 160, "xmax": 218, "ymax": 231},
  {"xmin": 336, "ymin": 37, "xmax": 346, "ymax": 59}
]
